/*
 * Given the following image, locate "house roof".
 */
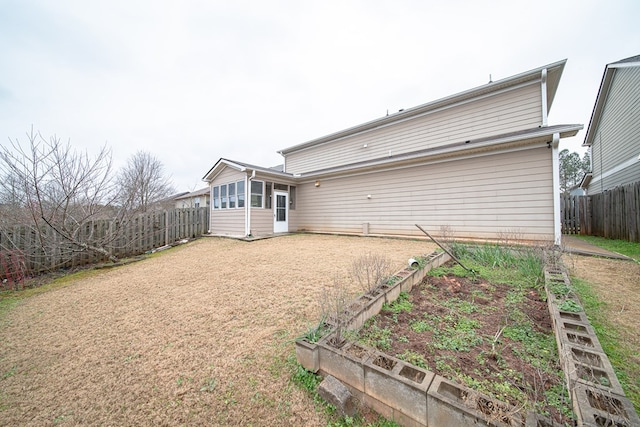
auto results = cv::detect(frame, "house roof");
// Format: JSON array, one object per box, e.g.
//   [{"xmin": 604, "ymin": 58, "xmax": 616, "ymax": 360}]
[
  {"xmin": 202, "ymin": 158, "xmax": 291, "ymax": 182},
  {"xmin": 174, "ymin": 187, "xmax": 210, "ymax": 200},
  {"xmin": 583, "ymin": 54, "xmax": 640, "ymax": 147},
  {"xmin": 278, "ymin": 59, "xmax": 567, "ymax": 155}
]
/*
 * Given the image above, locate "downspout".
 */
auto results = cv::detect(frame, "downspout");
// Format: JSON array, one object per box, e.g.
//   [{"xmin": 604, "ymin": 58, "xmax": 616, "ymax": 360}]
[
  {"xmin": 551, "ymin": 132, "xmax": 561, "ymax": 245},
  {"xmin": 541, "ymin": 68, "xmax": 548, "ymax": 127},
  {"xmin": 246, "ymin": 170, "xmax": 256, "ymax": 236}
]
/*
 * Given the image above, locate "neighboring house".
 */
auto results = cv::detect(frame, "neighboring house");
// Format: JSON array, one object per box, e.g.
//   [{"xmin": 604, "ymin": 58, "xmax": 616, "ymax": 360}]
[
  {"xmin": 569, "ymin": 185, "xmax": 586, "ymax": 197},
  {"xmin": 581, "ymin": 55, "xmax": 640, "ymax": 194},
  {"xmin": 203, "ymin": 60, "xmax": 582, "ymax": 244},
  {"xmin": 174, "ymin": 188, "xmax": 210, "ymax": 209}
]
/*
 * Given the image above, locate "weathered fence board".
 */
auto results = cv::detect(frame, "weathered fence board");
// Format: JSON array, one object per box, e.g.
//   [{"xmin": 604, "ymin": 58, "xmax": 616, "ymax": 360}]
[
  {"xmin": 0, "ymin": 207, "xmax": 210, "ymax": 279},
  {"xmin": 561, "ymin": 182, "xmax": 640, "ymax": 242}
]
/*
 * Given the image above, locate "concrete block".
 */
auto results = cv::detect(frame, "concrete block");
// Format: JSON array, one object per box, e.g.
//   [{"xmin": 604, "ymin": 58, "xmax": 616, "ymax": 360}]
[
  {"xmin": 560, "ymin": 345, "xmax": 625, "ymax": 396},
  {"xmin": 318, "ymin": 341, "xmax": 366, "ymax": 392},
  {"xmin": 318, "ymin": 375, "xmax": 357, "ymax": 417},
  {"xmin": 295, "ymin": 339, "xmax": 319, "ymax": 373},
  {"xmin": 427, "ymin": 375, "xmax": 525, "ymax": 427},
  {"xmin": 556, "ymin": 309, "xmax": 589, "ymax": 324},
  {"xmin": 363, "ymin": 352, "xmax": 433, "ymax": 426},
  {"xmin": 558, "ymin": 329, "xmax": 603, "ymax": 353},
  {"xmin": 524, "ymin": 411, "xmax": 556, "ymax": 427},
  {"xmin": 572, "ymin": 383, "xmax": 640, "ymax": 427}
]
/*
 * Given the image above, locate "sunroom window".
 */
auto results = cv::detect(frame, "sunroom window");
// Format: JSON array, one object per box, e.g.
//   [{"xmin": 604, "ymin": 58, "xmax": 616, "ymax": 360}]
[{"xmin": 251, "ymin": 180, "xmax": 264, "ymax": 208}]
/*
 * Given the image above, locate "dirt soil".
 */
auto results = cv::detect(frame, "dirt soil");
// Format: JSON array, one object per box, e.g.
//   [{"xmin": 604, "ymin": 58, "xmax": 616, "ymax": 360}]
[
  {"xmin": 0, "ymin": 234, "xmax": 436, "ymax": 426},
  {"xmin": 357, "ymin": 268, "xmax": 568, "ymax": 423}
]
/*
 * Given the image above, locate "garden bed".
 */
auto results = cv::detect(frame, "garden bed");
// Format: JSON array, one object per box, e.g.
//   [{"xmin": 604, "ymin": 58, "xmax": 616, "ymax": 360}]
[{"xmin": 354, "ymin": 259, "xmax": 573, "ymax": 424}]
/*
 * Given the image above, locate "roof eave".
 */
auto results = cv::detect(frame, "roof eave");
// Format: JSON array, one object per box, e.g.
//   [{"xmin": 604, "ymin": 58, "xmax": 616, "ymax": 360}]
[
  {"xmin": 583, "ymin": 57, "xmax": 640, "ymax": 147},
  {"xmin": 202, "ymin": 158, "xmax": 294, "ymax": 183}
]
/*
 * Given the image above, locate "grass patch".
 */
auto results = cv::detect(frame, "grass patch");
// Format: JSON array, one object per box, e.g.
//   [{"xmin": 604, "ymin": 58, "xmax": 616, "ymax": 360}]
[
  {"xmin": 0, "ymin": 268, "xmax": 104, "ymax": 322},
  {"xmin": 288, "ymin": 354, "xmax": 400, "ymax": 427},
  {"xmin": 571, "ymin": 277, "xmax": 640, "ymax": 413},
  {"xmin": 573, "ymin": 235, "xmax": 640, "ymax": 261},
  {"xmin": 432, "ymin": 243, "xmax": 545, "ymax": 289}
]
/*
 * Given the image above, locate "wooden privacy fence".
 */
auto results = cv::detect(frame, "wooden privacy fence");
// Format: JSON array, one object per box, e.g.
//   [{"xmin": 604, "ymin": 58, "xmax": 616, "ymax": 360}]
[
  {"xmin": 561, "ymin": 182, "xmax": 640, "ymax": 242},
  {"xmin": 0, "ymin": 207, "xmax": 209, "ymax": 279}
]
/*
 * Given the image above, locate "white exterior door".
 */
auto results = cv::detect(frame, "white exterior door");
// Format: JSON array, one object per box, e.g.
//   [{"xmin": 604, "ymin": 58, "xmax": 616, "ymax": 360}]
[{"xmin": 273, "ymin": 191, "xmax": 288, "ymax": 233}]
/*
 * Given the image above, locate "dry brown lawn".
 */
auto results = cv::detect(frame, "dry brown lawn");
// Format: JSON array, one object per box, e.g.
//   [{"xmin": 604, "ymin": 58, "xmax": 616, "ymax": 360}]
[
  {"xmin": 0, "ymin": 234, "xmax": 435, "ymax": 426},
  {"xmin": 563, "ymin": 253, "xmax": 640, "ymax": 366}
]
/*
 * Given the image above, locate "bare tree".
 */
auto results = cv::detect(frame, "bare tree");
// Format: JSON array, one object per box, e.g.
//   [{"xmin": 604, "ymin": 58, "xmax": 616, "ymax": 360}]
[
  {"xmin": 117, "ymin": 151, "xmax": 175, "ymax": 213},
  {"xmin": 0, "ymin": 128, "xmax": 122, "ymax": 271}
]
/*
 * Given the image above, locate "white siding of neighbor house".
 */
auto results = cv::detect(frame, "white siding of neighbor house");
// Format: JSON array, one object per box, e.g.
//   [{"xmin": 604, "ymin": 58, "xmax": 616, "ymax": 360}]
[
  {"xmin": 293, "ymin": 146, "xmax": 554, "ymax": 242},
  {"xmin": 588, "ymin": 66, "xmax": 640, "ymax": 193},
  {"xmin": 209, "ymin": 167, "xmax": 246, "ymax": 236},
  {"xmin": 285, "ymin": 82, "xmax": 542, "ymax": 174}
]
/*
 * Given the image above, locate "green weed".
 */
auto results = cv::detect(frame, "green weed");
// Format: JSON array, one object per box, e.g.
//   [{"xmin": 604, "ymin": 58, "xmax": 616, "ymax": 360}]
[
  {"xmin": 356, "ymin": 319, "xmax": 393, "ymax": 351},
  {"xmin": 409, "ymin": 320, "xmax": 432, "ymax": 333},
  {"xmin": 556, "ymin": 299, "xmax": 582, "ymax": 313},
  {"xmin": 396, "ymin": 350, "xmax": 428, "ymax": 369},
  {"xmin": 382, "ymin": 292, "xmax": 412, "ymax": 314}
]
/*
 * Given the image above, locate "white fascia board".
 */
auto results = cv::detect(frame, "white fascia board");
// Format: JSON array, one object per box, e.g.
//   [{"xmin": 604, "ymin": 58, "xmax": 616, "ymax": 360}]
[
  {"xmin": 608, "ymin": 61, "xmax": 640, "ymax": 69},
  {"xmin": 202, "ymin": 159, "xmax": 247, "ymax": 182}
]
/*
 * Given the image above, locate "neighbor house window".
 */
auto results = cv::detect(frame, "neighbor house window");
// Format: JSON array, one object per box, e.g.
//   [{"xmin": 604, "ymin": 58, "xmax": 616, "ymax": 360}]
[
  {"xmin": 194, "ymin": 197, "xmax": 200, "ymax": 208},
  {"xmin": 237, "ymin": 180, "xmax": 245, "ymax": 208},
  {"xmin": 213, "ymin": 186, "xmax": 219, "ymax": 209},
  {"xmin": 251, "ymin": 180, "xmax": 264, "ymax": 208},
  {"xmin": 228, "ymin": 182, "xmax": 236, "ymax": 208},
  {"xmin": 221, "ymin": 185, "xmax": 227, "ymax": 209}
]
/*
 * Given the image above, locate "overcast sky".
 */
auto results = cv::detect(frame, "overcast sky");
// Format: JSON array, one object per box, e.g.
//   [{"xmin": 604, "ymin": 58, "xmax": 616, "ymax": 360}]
[{"xmin": 1, "ymin": 1, "xmax": 638, "ymax": 192}]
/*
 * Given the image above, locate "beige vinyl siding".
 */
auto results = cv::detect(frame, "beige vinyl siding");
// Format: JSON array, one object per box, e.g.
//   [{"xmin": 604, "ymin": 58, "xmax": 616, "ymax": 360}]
[
  {"xmin": 209, "ymin": 210, "xmax": 245, "ymax": 236},
  {"xmin": 589, "ymin": 66, "xmax": 640, "ymax": 193},
  {"xmin": 286, "ymin": 82, "xmax": 542, "ymax": 174},
  {"xmin": 246, "ymin": 175, "xmax": 298, "ymax": 236},
  {"xmin": 294, "ymin": 147, "xmax": 554, "ymax": 241},
  {"xmin": 250, "ymin": 209, "xmax": 272, "ymax": 236},
  {"xmin": 209, "ymin": 167, "xmax": 246, "ymax": 236}
]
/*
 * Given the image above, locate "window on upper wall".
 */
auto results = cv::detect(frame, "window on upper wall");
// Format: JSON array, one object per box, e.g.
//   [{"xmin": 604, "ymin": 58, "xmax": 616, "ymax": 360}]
[
  {"xmin": 251, "ymin": 180, "xmax": 263, "ymax": 208},
  {"xmin": 289, "ymin": 186, "xmax": 296, "ymax": 210},
  {"xmin": 237, "ymin": 180, "xmax": 245, "ymax": 208},
  {"xmin": 213, "ymin": 186, "xmax": 220, "ymax": 209},
  {"xmin": 194, "ymin": 197, "xmax": 200, "ymax": 208},
  {"xmin": 221, "ymin": 184, "xmax": 227, "ymax": 209},
  {"xmin": 265, "ymin": 182, "xmax": 273, "ymax": 209},
  {"xmin": 228, "ymin": 182, "xmax": 236, "ymax": 208}
]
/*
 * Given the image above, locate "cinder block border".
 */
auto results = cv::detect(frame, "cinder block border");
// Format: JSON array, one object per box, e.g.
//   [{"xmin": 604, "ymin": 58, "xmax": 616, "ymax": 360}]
[
  {"xmin": 295, "ymin": 255, "xmax": 640, "ymax": 426},
  {"xmin": 544, "ymin": 266, "xmax": 640, "ymax": 427}
]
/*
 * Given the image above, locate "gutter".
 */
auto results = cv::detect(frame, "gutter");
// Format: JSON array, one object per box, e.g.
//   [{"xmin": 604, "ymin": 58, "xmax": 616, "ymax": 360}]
[
  {"xmin": 246, "ymin": 169, "xmax": 256, "ymax": 236},
  {"xmin": 551, "ymin": 133, "xmax": 561, "ymax": 245}
]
